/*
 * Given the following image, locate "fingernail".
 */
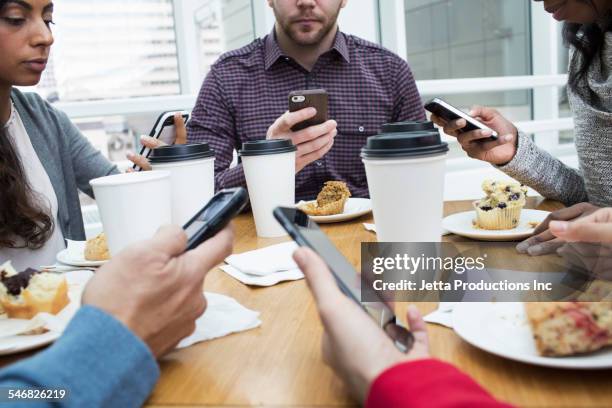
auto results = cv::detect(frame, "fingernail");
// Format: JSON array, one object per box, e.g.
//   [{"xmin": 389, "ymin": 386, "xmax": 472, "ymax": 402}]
[
  {"xmin": 481, "ymin": 129, "xmax": 492, "ymax": 137},
  {"xmin": 550, "ymin": 221, "xmax": 568, "ymax": 233},
  {"xmin": 527, "ymin": 245, "xmax": 543, "ymax": 256},
  {"xmin": 516, "ymin": 242, "xmax": 529, "ymax": 253},
  {"xmin": 126, "ymin": 152, "xmax": 134, "ymax": 159},
  {"xmin": 468, "ymin": 110, "xmax": 475, "ymax": 116},
  {"xmin": 502, "ymin": 134, "xmax": 513, "ymax": 142}
]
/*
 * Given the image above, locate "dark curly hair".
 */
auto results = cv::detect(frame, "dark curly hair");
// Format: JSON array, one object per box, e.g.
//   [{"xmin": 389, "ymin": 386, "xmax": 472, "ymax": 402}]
[
  {"xmin": 562, "ymin": 0, "xmax": 612, "ymax": 90},
  {"xmin": 0, "ymin": 127, "xmax": 55, "ymax": 249}
]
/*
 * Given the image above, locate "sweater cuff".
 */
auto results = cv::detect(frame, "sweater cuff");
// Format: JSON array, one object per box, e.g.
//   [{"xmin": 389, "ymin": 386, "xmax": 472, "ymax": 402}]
[
  {"xmin": 496, "ymin": 131, "xmax": 536, "ymax": 177},
  {"xmin": 366, "ymin": 359, "xmax": 509, "ymax": 408}
]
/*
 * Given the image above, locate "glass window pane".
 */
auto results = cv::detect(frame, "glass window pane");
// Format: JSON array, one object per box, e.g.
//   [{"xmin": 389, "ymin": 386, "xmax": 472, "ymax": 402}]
[
  {"xmin": 34, "ymin": 0, "xmax": 180, "ymax": 102},
  {"xmin": 404, "ymin": 0, "xmax": 532, "ymax": 121},
  {"xmin": 194, "ymin": 0, "xmax": 255, "ymax": 77}
]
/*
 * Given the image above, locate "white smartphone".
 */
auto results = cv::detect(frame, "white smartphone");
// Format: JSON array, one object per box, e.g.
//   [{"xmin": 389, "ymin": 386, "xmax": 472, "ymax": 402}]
[
  {"xmin": 424, "ymin": 98, "xmax": 498, "ymax": 141},
  {"xmin": 132, "ymin": 110, "xmax": 190, "ymax": 171}
]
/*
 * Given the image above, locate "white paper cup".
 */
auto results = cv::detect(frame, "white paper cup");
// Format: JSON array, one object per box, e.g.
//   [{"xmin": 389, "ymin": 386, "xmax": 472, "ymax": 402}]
[
  {"xmin": 362, "ymin": 122, "xmax": 449, "ymax": 242},
  {"xmin": 90, "ymin": 171, "xmax": 172, "ymax": 255},
  {"xmin": 150, "ymin": 144, "xmax": 215, "ymax": 225},
  {"xmin": 240, "ymin": 139, "xmax": 297, "ymax": 238}
]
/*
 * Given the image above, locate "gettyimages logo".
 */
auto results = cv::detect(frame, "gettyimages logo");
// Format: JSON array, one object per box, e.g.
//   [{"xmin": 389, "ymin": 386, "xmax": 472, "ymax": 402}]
[{"xmin": 372, "ymin": 253, "xmax": 486, "ymax": 275}]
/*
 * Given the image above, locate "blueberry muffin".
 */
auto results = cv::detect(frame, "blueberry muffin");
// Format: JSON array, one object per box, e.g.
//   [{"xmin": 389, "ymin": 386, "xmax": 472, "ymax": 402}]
[{"xmin": 474, "ymin": 180, "xmax": 528, "ymax": 230}]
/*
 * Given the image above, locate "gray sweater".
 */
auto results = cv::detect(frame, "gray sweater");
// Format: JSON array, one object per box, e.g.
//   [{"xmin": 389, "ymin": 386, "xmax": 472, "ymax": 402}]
[
  {"xmin": 499, "ymin": 32, "xmax": 612, "ymax": 207},
  {"xmin": 10, "ymin": 88, "xmax": 119, "ymax": 241}
]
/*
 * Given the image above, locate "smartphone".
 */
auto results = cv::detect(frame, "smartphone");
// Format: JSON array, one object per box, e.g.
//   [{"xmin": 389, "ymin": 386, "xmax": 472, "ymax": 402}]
[
  {"xmin": 288, "ymin": 89, "xmax": 328, "ymax": 132},
  {"xmin": 133, "ymin": 110, "xmax": 190, "ymax": 171},
  {"xmin": 183, "ymin": 188, "xmax": 248, "ymax": 250},
  {"xmin": 424, "ymin": 98, "xmax": 498, "ymax": 141},
  {"xmin": 273, "ymin": 206, "xmax": 414, "ymax": 350}
]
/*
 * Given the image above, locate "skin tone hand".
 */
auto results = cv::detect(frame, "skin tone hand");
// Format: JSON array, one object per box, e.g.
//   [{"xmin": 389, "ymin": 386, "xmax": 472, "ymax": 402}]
[
  {"xmin": 127, "ymin": 113, "xmax": 188, "ymax": 171},
  {"xmin": 293, "ymin": 247, "xmax": 429, "ymax": 404},
  {"xmin": 430, "ymin": 106, "xmax": 518, "ymax": 165},
  {"xmin": 550, "ymin": 208, "xmax": 612, "ymax": 281},
  {"xmin": 82, "ymin": 224, "xmax": 233, "ymax": 358},
  {"xmin": 516, "ymin": 202, "xmax": 600, "ymax": 256},
  {"xmin": 267, "ymin": 107, "xmax": 337, "ymax": 173}
]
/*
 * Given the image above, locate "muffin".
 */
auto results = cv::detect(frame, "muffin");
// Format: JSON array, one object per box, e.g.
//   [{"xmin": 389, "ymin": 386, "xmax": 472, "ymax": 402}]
[
  {"xmin": 474, "ymin": 179, "xmax": 528, "ymax": 230},
  {"xmin": 0, "ymin": 261, "xmax": 69, "ymax": 319},
  {"xmin": 300, "ymin": 181, "xmax": 351, "ymax": 216},
  {"xmin": 84, "ymin": 233, "xmax": 110, "ymax": 261}
]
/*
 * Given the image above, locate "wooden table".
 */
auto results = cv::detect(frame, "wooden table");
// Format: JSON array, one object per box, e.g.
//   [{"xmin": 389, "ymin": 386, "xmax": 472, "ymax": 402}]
[{"xmin": 3, "ymin": 198, "xmax": 612, "ymax": 407}]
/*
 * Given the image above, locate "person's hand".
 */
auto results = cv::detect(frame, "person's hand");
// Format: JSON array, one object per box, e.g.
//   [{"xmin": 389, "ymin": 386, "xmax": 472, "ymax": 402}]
[
  {"xmin": 82, "ymin": 224, "xmax": 233, "ymax": 358},
  {"xmin": 127, "ymin": 113, "xmax": 188, "ymax": 171},
  {"xmin": 549, "ymin": 207, "xmax": 612, "ymax": 243},
  {"xmin": 293, "ymin": 247, "xmax": 429, "ymax": 404},
  {"xmin": 267, "ymin": 108, "xmax": 337, "ymax": 173},
  {"xmin": 430, "ymin": 105, "xmax": 518, "ymax": 165},
  {"xmin": 516, "ymin": 202, "xmax": 601, "ymax": 256}
]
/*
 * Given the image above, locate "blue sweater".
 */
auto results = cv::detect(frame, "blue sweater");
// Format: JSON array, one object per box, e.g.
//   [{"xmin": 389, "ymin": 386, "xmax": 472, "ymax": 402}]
[{"xmin": 0, "ymin": 306, "xmax": 159, "ymax": 407}]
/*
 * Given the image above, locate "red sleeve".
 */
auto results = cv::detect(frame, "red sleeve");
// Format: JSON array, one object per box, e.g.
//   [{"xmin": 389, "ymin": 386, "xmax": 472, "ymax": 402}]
[{"xmin": 366, "ymin": 359, "xmax": 513, "ymax": 408}]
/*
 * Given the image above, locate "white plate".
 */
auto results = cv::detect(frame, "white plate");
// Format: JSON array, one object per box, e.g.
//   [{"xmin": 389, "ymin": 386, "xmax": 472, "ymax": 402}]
[
  {"xmin": 0, "ymin": 270, "xmax": 93, "ymax": 355},
  {"xmin": 297, "ymin": 198, "xmax": 372, "ymax": 223},
  {"xmin": 442, "ymin": 209, "xmax": 550, "ymax": 241},
  {"xmin": 56, "ymin": 240, "xmax": 107, "ymax": 267},
  {"xmin": 453, "ymin": 302, "xmax": 612, "ymax": 369}
]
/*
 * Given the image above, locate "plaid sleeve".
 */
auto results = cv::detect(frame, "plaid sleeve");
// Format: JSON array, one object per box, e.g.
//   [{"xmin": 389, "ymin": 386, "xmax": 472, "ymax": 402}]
[
  {"xmin": 392, "ymin": 57, "xmax": 426, "ymax": 122},
  {"xmin": 187, "ymin": 68, "xmax": 246, "ymax": 191}
]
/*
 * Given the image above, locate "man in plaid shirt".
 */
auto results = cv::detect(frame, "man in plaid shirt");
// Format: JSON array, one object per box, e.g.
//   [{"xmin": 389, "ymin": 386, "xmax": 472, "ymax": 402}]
[{"xmin": 187, "ymin": 0, "xmax": 425, "ymax": 201}]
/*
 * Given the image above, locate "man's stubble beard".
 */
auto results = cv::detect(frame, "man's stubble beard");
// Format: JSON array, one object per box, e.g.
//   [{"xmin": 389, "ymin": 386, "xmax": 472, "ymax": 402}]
[{"xmin": 277, "ymin": 4, "xmax": 343, "ymax": 46}]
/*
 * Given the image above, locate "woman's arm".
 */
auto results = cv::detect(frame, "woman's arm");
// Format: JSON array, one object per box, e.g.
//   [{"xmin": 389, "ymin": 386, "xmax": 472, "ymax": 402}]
[
  {"xmin": 498, "ymin": 132, "xmax": 588, "ymax": 206},
  {"xmin": 55, "ymin": 108, "xmax": 119, "ymax": 198}
]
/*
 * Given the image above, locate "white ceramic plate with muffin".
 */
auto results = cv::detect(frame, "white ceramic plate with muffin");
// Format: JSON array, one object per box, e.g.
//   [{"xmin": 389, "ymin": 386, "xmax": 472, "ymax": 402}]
[
  {"xmin": 443, "ymin": 208, "xmax": 550, "ymax": 241},
  {"xmin": 56, "ymin": 238, "xmax": 108, "ymax": 267},
  {"xmin": 0, "ymin": 270, "xmax": 92, "ymax": 355},
  {"xmin": 296, "ymin": 198, "xmax": 372, "ymax": 223}
]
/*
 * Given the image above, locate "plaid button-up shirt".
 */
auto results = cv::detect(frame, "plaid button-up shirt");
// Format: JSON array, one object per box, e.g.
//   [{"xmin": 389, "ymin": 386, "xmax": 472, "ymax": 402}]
[{"xmin": 187, "ymin": 30, "xmax": 425, "ymax": 201}]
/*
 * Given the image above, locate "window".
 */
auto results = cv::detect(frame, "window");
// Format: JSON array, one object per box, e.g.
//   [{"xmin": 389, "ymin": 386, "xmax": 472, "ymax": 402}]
[
  {"xmin": 404, "ymin": 0, "xmax": 532, "ymax": 122},
  {"xmin": 36, "ymin": 0, "xmax": 180, "ymax": 102}
]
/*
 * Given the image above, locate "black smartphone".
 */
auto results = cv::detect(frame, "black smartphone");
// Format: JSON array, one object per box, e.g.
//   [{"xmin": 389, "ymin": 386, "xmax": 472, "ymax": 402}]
[
  {"xmin": 288, "ymin": 89, "xmax": 328, "ymax": 132},
  {"xmin": 424, "ymin": 98, "xmax": 498, "ymax": 141},
  {"xmin": 183, "ymin": 188, "xmax": 248, "ymax": 250},
  {"xmin": 133, "ymin": 110, "xmax": 190, "ymax": 171},
  {"xmin": 273, "ymin": 206, "xmax": 413, "ymax": 350}
]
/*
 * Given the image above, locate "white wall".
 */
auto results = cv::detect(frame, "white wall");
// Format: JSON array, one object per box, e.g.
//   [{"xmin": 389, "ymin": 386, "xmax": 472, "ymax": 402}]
[{"xmin": 338, "ymin": 0, "xmax": 378, "ymax": 42}]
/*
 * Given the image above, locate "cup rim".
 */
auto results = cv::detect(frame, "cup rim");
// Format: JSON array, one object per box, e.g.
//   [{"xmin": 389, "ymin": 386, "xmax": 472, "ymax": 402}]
[{"xmin": 90, "ymin": 170, "xmax": 170, "ymax": 187}]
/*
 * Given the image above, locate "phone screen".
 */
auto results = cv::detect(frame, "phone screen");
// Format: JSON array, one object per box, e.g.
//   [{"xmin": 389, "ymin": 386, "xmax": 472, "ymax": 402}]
[
  {"xmin": 184, "ymin": 193, "xmax": 232, "ymax": 238},
  {"xmin": 275, "ymin": 207, "xmax": 395, "ymax": 327}
]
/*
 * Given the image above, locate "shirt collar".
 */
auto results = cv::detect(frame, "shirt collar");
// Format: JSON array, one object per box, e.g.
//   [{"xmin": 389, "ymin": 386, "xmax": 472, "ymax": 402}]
[{"xmin": 264, "ymin": 28, "xmax": 350, "ymax": 71}]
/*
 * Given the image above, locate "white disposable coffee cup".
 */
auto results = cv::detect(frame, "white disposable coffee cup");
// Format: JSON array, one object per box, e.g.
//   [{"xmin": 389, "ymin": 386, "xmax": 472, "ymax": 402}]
[
  {"xmin": 90, "ymin": 171, "xmax": 172, "ymax": 256},
  {"xmin": 362, "ymin": 122, "xmax": 449, "ymax": 242},
  {"xmin": 240, "ymin": 139, "xmax": 297, "ymax": 238},
  {"xmin": 150, "ymin": 143, "xmax": 215, "ymax": 225}
]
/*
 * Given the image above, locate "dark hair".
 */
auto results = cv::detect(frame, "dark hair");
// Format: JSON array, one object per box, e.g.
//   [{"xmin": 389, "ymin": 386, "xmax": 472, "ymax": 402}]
[
  {"xmin": 0, "ymin": 127, "xmax": 54, "ymax": 249},
  {"xmin": 562, "ymin": 0, "xmax": 612, "ymax": 90}
]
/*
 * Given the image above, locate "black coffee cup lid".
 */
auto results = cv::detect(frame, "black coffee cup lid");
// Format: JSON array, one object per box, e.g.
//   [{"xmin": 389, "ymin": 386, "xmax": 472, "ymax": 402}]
[
  {"xmin": 149, "ymin": 143, "xmax": 214, "ymax": 164},
  {"xmin": 239, "ymin": 139, "xmax": 297, "ymax": 157},
  {"xmin": 380, "ymin": 121, "xmax": 435, "ymax": 133},
  {"xmin": 361, "ymin": 122, "xmax": 448, "ymax": 159}
]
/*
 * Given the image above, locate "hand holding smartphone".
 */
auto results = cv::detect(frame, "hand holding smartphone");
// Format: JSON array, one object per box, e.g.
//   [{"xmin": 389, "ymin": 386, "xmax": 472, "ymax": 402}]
[
  {"xmin": 424, "ymin": 98, "xmax": 498, "ymax": 141},
  {"xmin": 288, "ymin": 89, "xmax": 328, "ymax": 132},
  {"xmin": 273, "ymin": 206, "xmax": 414, "ymax": 352}
]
